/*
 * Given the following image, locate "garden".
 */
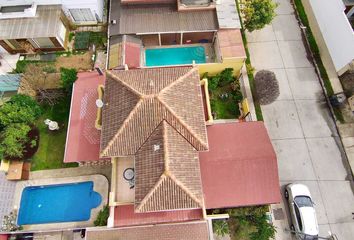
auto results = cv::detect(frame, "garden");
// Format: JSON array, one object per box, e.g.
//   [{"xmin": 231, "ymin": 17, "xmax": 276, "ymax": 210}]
[
  {"xmin": 205, "ymin": 68, "xmax": 243, "ymax": 119},
  {"xmin": 0, "ymin": 66, "xmax": 79, "ymax": 171},
  {"xmin": 212, "ymin": 206, "xmax": 275, "ymax": 240}
]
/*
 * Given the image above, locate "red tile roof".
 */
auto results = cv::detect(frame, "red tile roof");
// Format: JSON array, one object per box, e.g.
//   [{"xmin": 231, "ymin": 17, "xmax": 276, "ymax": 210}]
[
  {"xmin": 199, "ymin": 122, "xmax": 281, "ymax": 209},
  {"xmin": 64, "ymin": 72, "xmax": 105, "ymax": 163},
  {"xmin": 100, "ymin": 67, "xmax": 208, "ymax": 212},
  {"xmin": 114, "ymin": 204, "xmax": 203, "ymax": 227},
  {"xmin": 87, "ymin": 221, "xmax": 209, "ymax": 240}
]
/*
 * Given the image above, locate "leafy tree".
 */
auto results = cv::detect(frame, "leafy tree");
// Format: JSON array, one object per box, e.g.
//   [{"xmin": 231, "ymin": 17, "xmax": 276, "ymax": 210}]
[
  {"xmin": 60, "ymin": 68, "xmax": 78, "ymax": 93},
  {"xmin": 241, "ymin": 0, "xmax": 277, "ymax": 32},
  {"xmin": 0, "ymin": 123, "xmax": 30, "ymax": 159},
  {"xmin": 213, "ymin": 219, "xmax": 230, "ymax": 237},
  {"xmin": 0, "ymin": 94, "xmax": 41, "ymax": 127},
  {"xmin": 94, "ymin": 205, "xmax": 109, "ymax": 226}
]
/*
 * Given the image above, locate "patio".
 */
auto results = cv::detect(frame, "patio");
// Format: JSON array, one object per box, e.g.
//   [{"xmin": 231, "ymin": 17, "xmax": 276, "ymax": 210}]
[{"xmin": 111, "ymin": 157, "xmax": 135, "ymax": 205}]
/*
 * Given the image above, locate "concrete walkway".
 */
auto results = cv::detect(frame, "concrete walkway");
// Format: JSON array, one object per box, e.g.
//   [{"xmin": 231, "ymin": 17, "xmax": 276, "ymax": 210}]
[
  {"xmin": 247, "ymin": 0, "xmax": 354, "ymax": 239},
  {"xmin": 0, "ymin": 172, "xmax": 16, "ymax": 223}
]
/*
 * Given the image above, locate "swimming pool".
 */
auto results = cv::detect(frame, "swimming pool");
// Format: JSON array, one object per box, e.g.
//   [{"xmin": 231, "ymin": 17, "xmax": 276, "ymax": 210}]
[
  {"xmin": 145, "ymin": 46, "xmax": 206, "ymax": 67},
  {"xmin": 17, "ymin": 181, "xmax": 102, "ymax": 225}
]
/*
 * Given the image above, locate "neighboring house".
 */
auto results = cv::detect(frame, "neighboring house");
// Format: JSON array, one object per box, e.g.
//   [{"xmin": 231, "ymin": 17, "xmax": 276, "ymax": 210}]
[
  {"xmin": 0, "ymin": 0, "xmax": 104, "ymax": 25},
  {"xmin": 0, "ymin": 5, "xmax": 68, "ymax": 54},
  {"xmin": 64, "ymin": 69, "xmax": 280, "ymax": 239},
  {"xmin": 302, "ymin": 0, "xmax": 354, "ymax": 76},
  {"xmin": 0, "ymin": 74, "xmax": 21, "ymax": 104},
  {"xmin": 0, "ymin": 0, "xmax": 106, "ymax": 54},
  {"xmin": 108, "ymin": 0, "xmax": 246, "ymax": 76}
]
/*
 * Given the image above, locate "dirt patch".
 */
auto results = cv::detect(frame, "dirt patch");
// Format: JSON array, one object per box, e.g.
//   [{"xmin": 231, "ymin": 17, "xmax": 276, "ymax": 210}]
[{"xmin": 55, "ymin": 51, "xmax": 93, "ymax": 71}]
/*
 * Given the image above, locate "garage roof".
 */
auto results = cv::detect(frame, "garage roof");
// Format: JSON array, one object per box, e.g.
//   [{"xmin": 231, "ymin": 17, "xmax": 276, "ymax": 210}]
[{"xmin": 199, "ymin": 122, "xmax": 281, "ymax": 209}]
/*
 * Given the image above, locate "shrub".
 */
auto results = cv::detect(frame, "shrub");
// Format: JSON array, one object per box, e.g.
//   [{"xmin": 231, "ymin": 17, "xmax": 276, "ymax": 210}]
[
  {"xmin": 13, "ymin": 60, "xmax": 41, "ymax": 73},
  {"xmin": 60, "ymin": 68, "xmax": 78, "ymax": 93},
  {"xmin": 0, "ymin": 123, "xmax": 31, "ymax": 159},
  {"xmin": 94, "ymin": 205, "xmax": 109, "ymax": 226},
  {"xmin": 74, "ymin": 32, "xmax": 91, "ymax": 50},
  {"xmin": 241, "ymin": 0, "xmax": 277, "ymax": 32},
  {"xmin": 0, "ymin": 94, "xmax": 41, "ymax": 127},
  {"xmin": 254, "ymin": 70, "xmax": 279, "ymax": 105},
  {"xmin": 218, "ymin": 68, "xmax": 235, "ymax": 86},
  {"xmin": 223, "ymin": 206, "xmax": 276, "ymax": 240},
  {"xmin": 213, "ymin": 219, "xmax": 230, "ymax": 237}
]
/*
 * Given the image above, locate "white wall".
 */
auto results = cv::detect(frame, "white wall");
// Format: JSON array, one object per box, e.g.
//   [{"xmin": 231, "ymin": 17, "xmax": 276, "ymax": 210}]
[
  {"xmin": 307, "ymin": 0, "xmax": 354, "ymax": 74},
  {"xmin": 0, "ymin": 0, "xmax": 104, "ymax": 23}
]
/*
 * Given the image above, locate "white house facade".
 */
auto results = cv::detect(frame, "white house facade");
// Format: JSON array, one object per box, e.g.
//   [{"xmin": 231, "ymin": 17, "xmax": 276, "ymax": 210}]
[{"xmin": 0, "ymin": 0, "xmax": 104, "ymax": 24}]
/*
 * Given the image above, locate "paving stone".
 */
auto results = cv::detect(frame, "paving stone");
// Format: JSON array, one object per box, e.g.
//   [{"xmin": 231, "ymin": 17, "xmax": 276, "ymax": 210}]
[
  {"xmin": 306, "ymin": 137, "xmax": 349, "ymax": 181},
  {"xmin": 278, "ymin": 41, "xmax": 313, "ymax": 68},
  {"xmin": 286, "ymin": 67, "xmax": 324, "ymax": 100},
  {"xmin": 272, "ymin": 15, "xmax": 302, "ymax": 41},
  {"xmin": 248, "ymin": 41, "xmax": 284, "ymax": 70},
  {"xmin": 273, "ymin": 139, "xmax": 316, "ymax": 181},
  {"xmin": 295, "ymin": 100, "xmax": 337, "ymax": 138},
  {"xmin": 262, "ymin": 100, "xmax": 303, "ymax": 139}
]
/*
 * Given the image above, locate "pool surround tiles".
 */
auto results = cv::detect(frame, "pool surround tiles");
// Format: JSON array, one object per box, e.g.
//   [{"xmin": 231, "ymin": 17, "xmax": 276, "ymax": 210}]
[{"xmin": 13, "ymin": 175, "xmax": 108, "ymax": 231}]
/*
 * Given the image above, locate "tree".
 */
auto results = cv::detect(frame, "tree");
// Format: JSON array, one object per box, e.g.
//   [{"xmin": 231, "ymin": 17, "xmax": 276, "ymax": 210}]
[
  {"xmin": 0, "ymin": 123, "xmax": 30, "ymax": 159},
  {"xmin": 241, "ymin": 0, "xmax": 277, "ymax": 32},
  {"xmin": 0, "ymin": 94, "xmax": 41, "ymax": 127},
  {"xmin": 254, "ymin": 70, "xmax": 279, "ymax": 105},
  {"xmin": 20, "ymin": 65, "xmax": 64, "ymax": 106},
  {"xmin": 60, "ymin": 68, "xmax": 78, "ymax": 93}
]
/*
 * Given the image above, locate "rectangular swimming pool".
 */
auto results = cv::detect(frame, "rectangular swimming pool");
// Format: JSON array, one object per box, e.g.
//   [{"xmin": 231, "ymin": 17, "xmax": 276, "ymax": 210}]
[
  {"xmin": 18, "ymin": 181, "xmax": 102, "ymax": 225},
  {"xmin": 145, "ymin": 46, "xmax": 206, "ymax": 67}
]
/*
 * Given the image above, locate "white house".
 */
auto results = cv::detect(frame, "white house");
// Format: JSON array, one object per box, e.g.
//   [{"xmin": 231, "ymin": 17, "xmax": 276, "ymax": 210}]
[
  {"xmin": 303, "ymin": 0, "xmax": 354, "ymax": 76},
  {"xmin": 0, "ymin": 0, "xmax": 104, "ymax": 25}
]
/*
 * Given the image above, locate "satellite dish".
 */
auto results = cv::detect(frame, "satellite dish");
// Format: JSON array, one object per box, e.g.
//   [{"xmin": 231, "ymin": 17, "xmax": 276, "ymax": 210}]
[{"xmin": 96, "ymin": 99, "xmax": 104, "ymax": 108}]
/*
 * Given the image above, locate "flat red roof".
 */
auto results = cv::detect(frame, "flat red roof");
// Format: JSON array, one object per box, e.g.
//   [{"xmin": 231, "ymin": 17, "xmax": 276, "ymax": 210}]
[
  {"xmin": 64, "ymin": 72, "xmax": 105, "ymax": 163},
  {"xmin": 114, "ymin": 205, "xmax": 203, "ymax": 227},
  {"xmin": 199, "ymin": 122, "xmax": 281, "ymax": 209}
]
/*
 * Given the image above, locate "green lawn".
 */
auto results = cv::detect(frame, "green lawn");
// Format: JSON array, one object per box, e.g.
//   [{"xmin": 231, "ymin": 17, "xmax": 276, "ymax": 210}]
[
  {"xmin": 210, "ymin": 86, "xmax": 241, "ymax": 119},
  {"xmin": 31, "ymin": 97, "xmax": 78, "ymax": 171}
]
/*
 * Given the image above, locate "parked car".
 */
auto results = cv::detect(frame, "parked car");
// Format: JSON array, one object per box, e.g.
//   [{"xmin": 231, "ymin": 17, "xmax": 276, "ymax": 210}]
[{"xmin": 285, "ymin": 183, "xmax": 319, "ymax": 240}]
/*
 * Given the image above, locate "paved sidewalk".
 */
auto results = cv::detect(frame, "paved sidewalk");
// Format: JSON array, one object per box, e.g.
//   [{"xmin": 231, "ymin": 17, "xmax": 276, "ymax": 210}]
[
  {"xmin": 0, "ymin": 172, "xmax": 16, "ymax": 222},
  {"xmin": 247, "ymin": 0, "xmax": 354, "ymax": 239}
]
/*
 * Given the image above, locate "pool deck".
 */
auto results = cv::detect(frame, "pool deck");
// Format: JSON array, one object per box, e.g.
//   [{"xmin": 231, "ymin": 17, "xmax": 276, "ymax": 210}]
[{"xmin": 13, "ymin": 174, "xmax": 109, "ymax": 231}]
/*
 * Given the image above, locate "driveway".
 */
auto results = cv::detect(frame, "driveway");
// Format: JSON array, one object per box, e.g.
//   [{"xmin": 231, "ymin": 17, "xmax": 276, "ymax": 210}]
[{"xmin": 247, "ymin": 0, "xmax": 354, "ymax": 239}]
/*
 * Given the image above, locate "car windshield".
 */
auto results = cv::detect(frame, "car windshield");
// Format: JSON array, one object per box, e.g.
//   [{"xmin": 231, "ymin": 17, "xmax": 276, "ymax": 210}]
[{"xmin": 294, "ymin": 196, "xmax": 313, "ymax": 208}]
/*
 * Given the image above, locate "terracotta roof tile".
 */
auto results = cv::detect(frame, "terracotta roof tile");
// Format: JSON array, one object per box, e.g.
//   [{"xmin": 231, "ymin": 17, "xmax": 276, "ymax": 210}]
[
  {"xmin": 86, "ymin": 221, "xmax": 209, "ymax": 240},
  {"xmin": 100, "ymin": 67, "xmax": 208, "ymax": 212},
  {"xmin": 135, "ymin": 121, "xmax": 203, "ymax": 212},
  {"xmin": 100, "ymin": 67, "xmax": 208, "ymax": 157}
]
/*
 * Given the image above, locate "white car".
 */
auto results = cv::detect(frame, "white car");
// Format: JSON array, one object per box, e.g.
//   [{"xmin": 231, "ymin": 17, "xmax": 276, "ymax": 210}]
[{"xmin": 285, "ymin": 184, "xmax": 319, "ymax": 240}]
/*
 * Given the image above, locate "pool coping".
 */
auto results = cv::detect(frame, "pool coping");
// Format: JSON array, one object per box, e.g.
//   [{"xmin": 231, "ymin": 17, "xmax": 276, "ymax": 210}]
[{"xmin": 12, "ymin": 174, "xmax": 109, "ymax": 231}]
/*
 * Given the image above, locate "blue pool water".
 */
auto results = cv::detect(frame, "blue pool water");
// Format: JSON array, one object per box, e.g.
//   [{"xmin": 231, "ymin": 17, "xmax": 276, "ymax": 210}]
[
  {"xmin": 18, "ymin": 181, "xmax": 102, "ymax": 225},
  {"xmin": 145, "ymin": 46, "xmax": 206, "ymax": 67}
]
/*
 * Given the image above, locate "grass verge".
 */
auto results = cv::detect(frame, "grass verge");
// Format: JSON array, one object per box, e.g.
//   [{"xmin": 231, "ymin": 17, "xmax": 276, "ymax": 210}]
[
  {"xmin": 236, "ymin": 0, "xmax": 264, "ymax": 121},
  {"xmin": 293, "ymin": 0, "xmax": 344, "ymax": 123},
  {"xmin": 31, "ymin": 97, "xmax": 78, "ymax": 171},
  {"xmin": 210, "ymin": 86, "xmax": 241, "ymax": 119}
]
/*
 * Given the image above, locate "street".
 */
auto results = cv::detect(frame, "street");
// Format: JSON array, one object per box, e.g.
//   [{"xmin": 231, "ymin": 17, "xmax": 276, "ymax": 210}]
[{"xmin": 247, "ymin": 0, "xmax": 354, "ymax": 239}]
